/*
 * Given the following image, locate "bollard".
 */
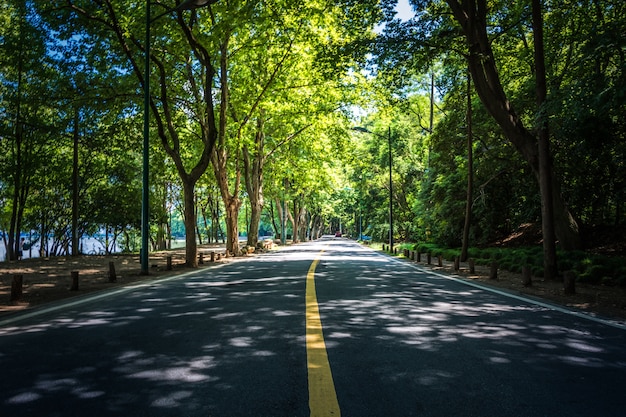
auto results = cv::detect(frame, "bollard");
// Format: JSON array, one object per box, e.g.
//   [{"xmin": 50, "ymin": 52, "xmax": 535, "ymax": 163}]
[
  {"xmin": 564, "ymin": 270, "xmax": 576, "ymax": 295},
  {"xmin": 70, "ymin": 271, "xmax": 79, "ymax": 291},
  {"xmin": 437, "ymin": 255, "xmax": 443, "ymax": 267},
  {"xmin": 522, "ymin": 265, "xmax": 532, "ymax": 287},
  {"xmin": 167, "ymin": 256, "xmax": 172, "ymax": 271},
  {"xmin": 468, "ymin": 258, "xmax": 475, "ymax": 274},
  {"xmin": 108, "ymin": 261, "xmax": 117, "ymax": 283},
  {"xmin": 489, "ymin": 261, "xmax": 498, "ymax": 280},
  {"xmin": 427, "ymin": 253, "xmax": 432, "ymax": 264},
  {"xmin": 11, "ymin": 274, "xmax": 23, "ymax": 302},
  {"xmin": 210, "ymin": 251, "xmax": 215, "ymax": 262},
  {"xmin": 454, "ymin": 256, "xmax": 460, "ymax": 271},
  {"xmin": 199, "ymin": 252, "xmax": 204, "ymax": 264},
  {"xmin": 417, "ymin": 252, "xmax": 421, "ymax": 262}
]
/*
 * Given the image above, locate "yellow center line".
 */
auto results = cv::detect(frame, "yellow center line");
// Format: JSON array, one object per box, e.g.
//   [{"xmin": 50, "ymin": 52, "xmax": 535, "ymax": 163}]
[{"xmin": 306, "ymin": 252, "xmax": 341, "ymax": 416}]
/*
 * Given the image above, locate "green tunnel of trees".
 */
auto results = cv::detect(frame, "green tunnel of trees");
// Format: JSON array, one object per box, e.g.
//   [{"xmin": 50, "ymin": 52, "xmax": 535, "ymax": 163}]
[{"xmin": 1, "ymin": 1, "xmax": 624, "ymax": 273}]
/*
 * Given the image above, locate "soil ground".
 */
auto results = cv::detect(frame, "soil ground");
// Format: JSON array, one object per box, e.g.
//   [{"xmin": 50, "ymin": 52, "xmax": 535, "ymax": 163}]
[
  {"xmin": 0, "ymin": 245, "xmax": 236, "ymax": 315},
  {"xmin": 2, "ymin": 243, "xmax": 626, "ymax": 324}
]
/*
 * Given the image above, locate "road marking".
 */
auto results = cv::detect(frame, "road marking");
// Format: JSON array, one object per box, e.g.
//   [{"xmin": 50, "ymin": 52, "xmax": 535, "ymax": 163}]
[{"xmin": 306, "ymin": 253, "xmax": 341, "ymax": 416}]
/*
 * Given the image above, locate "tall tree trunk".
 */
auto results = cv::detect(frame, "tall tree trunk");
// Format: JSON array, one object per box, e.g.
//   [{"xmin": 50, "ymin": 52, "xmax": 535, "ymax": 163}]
[
  {"xmin": 533, "ymin": 0, "xmax": 558, "ymax": 279},
  {"xmin": 243, "ymin": 116, "xmax": 265, "ymax": 248},
  {"xmin": 72, "ymin": 109, "xmax": 79, "ymax": 256},
  {"xmin": 270, "ymin": 199, "xmax": 281, "ymax": 240},
  {"xmin": 461, "ymin": 70, "xmax": 473, "ymax": 262},
  {"xmin": 213, "ymin": 145, "xmax": 241, "ymax": 255},
  {"xmin": 156, "ymin": 183, "xmax": 168, "ymax": 251},
  {"xmin": 286, "ymin": 202, "xmax": 295, "ymax": 242},
  {"xmin": 8, "ymin": 2, "xmax": 26, "ymax": 261},
  {"xmin": 182, "ymin": 181, "xmax": 198, "ymax": 267},
  {"xmin": 447, "ymin": 0, "xmax": 581, "ymax": 250},
  {"xmin": 195, "ymin": 193, "xmax": 203, "ymax": 245},
  {"xmin": 224, "ymin": 197, "xmax": 242, "ymax": 255}
]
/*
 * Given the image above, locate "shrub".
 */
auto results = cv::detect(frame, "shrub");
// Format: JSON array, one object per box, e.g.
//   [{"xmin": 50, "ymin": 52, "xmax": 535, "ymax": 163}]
[
  {"xmin": 441, "ymin": 249, "xmax": 459, "ymax": 261},
  {"xmin": 578, "ymin": 264, "xmax": 612, "ymax": 284}
]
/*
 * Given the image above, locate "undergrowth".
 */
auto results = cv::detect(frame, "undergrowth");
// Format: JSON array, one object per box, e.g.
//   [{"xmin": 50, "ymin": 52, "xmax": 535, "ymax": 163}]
[{"xmin": 392, "ymin": 242, "xmax": 626, "ymax": 287}]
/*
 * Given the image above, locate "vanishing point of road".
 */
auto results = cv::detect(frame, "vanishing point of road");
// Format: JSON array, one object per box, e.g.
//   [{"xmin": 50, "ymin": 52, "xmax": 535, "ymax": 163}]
[{"xmin": 1, "ymin": 237, "xmax": 625, "ymax": 416}]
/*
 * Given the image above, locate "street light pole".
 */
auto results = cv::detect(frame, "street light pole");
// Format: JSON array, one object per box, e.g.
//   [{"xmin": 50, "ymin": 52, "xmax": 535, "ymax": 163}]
[
  {"xmin": 141, "ymin": 0, "xmax": 151, "ymax": 275},
  {"xmin": 387, "ymin": 126, "xmax": 393, "ymax": 253},
  {"xmin": 141, "ymin": 0, "xmax": 219, "ymax": 274}
]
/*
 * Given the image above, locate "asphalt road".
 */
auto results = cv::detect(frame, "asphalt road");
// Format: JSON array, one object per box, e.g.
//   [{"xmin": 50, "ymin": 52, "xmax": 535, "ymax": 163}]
[{"xmin": 1, "ymin": 237, "xmax": 625, "ymax": 416}]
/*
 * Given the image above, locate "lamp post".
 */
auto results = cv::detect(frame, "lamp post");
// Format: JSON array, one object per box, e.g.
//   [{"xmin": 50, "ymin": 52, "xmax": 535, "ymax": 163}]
[
  {"xmin": 352, "ymin": 126, "xmax": 393, "ymax": 253},
  {"xmin": 142, "ymin": 0, "xmax": 219, "ymax": 274}
]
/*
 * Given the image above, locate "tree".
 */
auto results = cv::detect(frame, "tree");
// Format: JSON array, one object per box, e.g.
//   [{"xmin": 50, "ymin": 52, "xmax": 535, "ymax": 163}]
[
  {"xmin": 51, "ymin": 0, "xmax": 221, "ymax": 266},
  {"xmin": 0, "ymin": 0, "xmax": 57, "ymax": 260},
  {"xmin": 445, "ymin": 0, "xmax": 581, "ymax": 251},
  {"xmin": 460, "ymin": 69, "xmax": 473, "ymax": 262}
]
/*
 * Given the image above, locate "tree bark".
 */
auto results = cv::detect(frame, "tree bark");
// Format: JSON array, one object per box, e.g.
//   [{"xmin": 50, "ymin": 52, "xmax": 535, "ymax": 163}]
[
  {"xmin": 461, "ymin": 69, "xmax": 473, "ymax": 262},
  {"xmin": 72, "ymin": 108, "xmax": 79, "ymax": 256},
  {"xmin": 224, "ymin": 196, "xmax": 242, "ymax": 255},
  {"xmin": 533, "ymin": 0, "xmax": 558, "ymax": 279},
  {"xmin": 182, "ymin": 180, "xmax": 198, "ymax": 267},
  {"xmin": 243, "ymin": 116, "xmax": 266, "ymax": 248}
]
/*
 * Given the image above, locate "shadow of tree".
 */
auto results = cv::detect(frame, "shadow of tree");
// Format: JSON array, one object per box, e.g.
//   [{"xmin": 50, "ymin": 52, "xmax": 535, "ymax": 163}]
[{"xmin": 1, "ymin": 239, "xmax": 625, "ymax": 416}]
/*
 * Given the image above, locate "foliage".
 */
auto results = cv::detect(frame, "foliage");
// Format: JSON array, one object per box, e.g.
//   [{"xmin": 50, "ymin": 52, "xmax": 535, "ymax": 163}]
[{"xmin": 1, "ymin": 0, "xmax": 625, "ymax": 271}]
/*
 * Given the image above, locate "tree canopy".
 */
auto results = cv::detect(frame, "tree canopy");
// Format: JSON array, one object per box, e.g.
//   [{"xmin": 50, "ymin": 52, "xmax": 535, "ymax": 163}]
[{"xmin": 1, "ymin": 0, "xmax": 624, "ymax": 271}]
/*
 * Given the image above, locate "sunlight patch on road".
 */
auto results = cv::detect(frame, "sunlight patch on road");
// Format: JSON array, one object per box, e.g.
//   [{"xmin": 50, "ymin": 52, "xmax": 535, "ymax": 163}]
[{"xmin": 306, "ymin": 252, "xmax": 340, "ymax": 416}]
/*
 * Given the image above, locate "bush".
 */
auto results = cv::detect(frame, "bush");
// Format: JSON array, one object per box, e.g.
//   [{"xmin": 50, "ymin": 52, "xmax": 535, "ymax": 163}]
[
  {"xmin": 405, "ymin": 242, "xmax": 626, "ymax": 287},
  {"xmin": 441, "ymin": 249, "xmax": 459, "ymax": 262}
]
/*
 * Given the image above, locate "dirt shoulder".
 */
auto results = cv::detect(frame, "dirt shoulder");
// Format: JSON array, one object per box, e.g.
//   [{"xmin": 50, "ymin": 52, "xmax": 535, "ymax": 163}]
[
  {"xmin": 2, "ymin": 244, "xmax": 626, "ymax": 324},
  {"xmin": 0, "ymin": 246, "xmax": 236, "ymax": 315},
  {"xmin": 417, "ymin": 256, "xmax": 626, "ymax": 323}
]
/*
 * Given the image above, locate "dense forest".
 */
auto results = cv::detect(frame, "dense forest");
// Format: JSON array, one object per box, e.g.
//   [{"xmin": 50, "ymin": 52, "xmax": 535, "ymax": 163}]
[{"xmin": 1, "ymin": 1, "xmax": 624, "ymax": 275}]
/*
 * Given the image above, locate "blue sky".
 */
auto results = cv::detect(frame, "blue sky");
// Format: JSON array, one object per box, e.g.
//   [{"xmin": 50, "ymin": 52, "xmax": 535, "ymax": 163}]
[{"xmin": 395, "ymin": 0, "xmax": 415, "ymax": 21}]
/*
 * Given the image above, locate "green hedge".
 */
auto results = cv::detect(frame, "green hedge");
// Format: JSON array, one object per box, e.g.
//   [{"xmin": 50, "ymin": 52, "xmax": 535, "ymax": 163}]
[{"xmin": 402, "ymin": 242, "xmax": 626, "ymax": 286}]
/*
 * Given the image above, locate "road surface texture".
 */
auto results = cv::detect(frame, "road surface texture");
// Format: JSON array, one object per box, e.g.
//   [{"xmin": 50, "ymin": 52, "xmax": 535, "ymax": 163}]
[{"xmin": 1, "ymin": 237, "xmax": 625, "ymax": 416}]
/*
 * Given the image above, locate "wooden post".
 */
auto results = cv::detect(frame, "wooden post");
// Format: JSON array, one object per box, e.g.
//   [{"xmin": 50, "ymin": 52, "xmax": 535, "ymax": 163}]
[
  {"xmin": 489, "ymin": 261, "xmax": 498, "ymax": 280},
  {"xmin": 564, "ymin": 270, "xmax": 576, "ymax": 295},
  {"xmin": 437, "ymin": 255, "xmax": 443, "ymax": 267},
  {"xmin": 417, "ymin": 252, "xmax": 421, "ymax": 262},
  {"xmin": 166, "ymin": 256, "xmax": 172, "ymax": 270},
  {"xmin": 454, "ymin": 256, "xmax": 460, "ymax": 271},
  {"xmin": 468, "ymin": 259, "xmax": 475, "ymax": 274},
  {"xmin": 11, "ymin": 274, "xmax": 23, "ymax": 302},
  {"xmin": 210, "ymin": 251, "xmax": 215, "ymax": 262},
  {"xmin": 199, "ymin": 252, "xmax": 204, "ymax": 264},
  {"xmin": 70, "ymin": 271, "xmax": 79, "ymax": 291},
  {"xmin": 108, "ymin": 261, "xmax": 117, "ymax": 283},
  {"xmin": 427, "ymin": 253, "xmax": 431, "ymax": 264},
  {"xmin": 522, "ymin": 265, "xmax": 532, "ymax": 287}
]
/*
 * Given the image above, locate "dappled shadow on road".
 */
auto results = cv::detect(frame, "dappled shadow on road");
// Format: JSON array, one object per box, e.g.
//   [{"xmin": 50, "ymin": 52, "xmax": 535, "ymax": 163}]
[
  {"xmin": 315, "ymin": 250, "xmax": 626, "ymax": 416},
  {"xmin": 0, "ymin": 249, "xmax": 314, "ymax": 416},
  {"xmin": 1, "ymin": 240, "xmax": 625, "ymax": 416}
]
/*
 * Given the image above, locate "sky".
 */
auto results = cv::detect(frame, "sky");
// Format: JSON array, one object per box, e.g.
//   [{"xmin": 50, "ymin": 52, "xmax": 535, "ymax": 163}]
[
  {"xmin": 395, "ymin": 0, "xmax": 415, "ymax": 21},
  {"xmin": 374, "ymin": 0, "xmax": 415, "ymax": 33}
]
